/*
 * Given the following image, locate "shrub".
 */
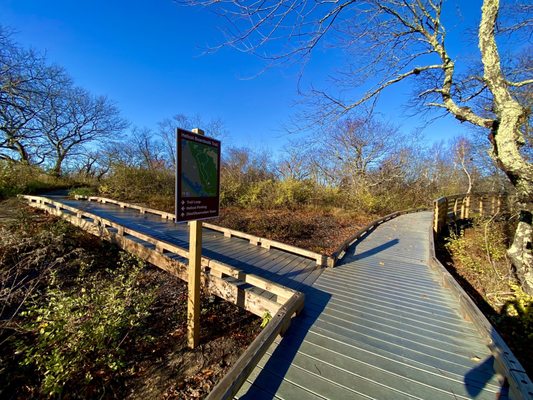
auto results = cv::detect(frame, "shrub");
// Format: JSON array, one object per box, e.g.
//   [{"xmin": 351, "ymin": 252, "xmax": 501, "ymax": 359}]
[
  {"xmin": 0, "ymin": 162, "xmax": 69, "ymax": 199},
  {"xmin": 68, "ymin": 186, "xmax": 97, "ymax": 197},
  {"xmin": 500, "ymin": 284, "xmax": 533, "ymax": 341},
  {"xmin": 445, "ymin": 217, "xmax": 508, "ymax": 276},
  {"xmin": 99, "ymin": 165, "xmax": 174, "ymax": 202},
  {"xmin": 274, "ymin": 179, "xmax": 315, "ymax": 208},
  {"xmin": 17, "ymin": 253, "xmax": 154, "ymax": 397},
  {"xmin": 238, "ymin": 179, "xmax": 277, "ymax": 208},
  {"xmin": 0, "ymin": 215, "xmax": 88, "ymax": 321}
]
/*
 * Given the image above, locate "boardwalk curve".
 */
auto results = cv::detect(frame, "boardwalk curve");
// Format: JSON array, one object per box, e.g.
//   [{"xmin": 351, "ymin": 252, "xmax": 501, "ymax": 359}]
[{"xmin": 237, "ymin": 212, "xmax": 505, "ymax": 399}]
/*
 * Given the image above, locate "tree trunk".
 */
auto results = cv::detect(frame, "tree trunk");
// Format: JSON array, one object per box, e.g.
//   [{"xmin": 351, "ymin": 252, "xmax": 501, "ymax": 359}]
[
  {"xmin": 479, "ymin": 0, "xmax": 533, "ymax": 294},
  {"xmin": 51, "ymin": 153, "xmax": 65, "ymax": 177},
  {"xmin": 492, "ymin": 115, "xmax": 533, "ymax": 296},
  {"xmin": 508, "ymin": 211, "xmax": 533, "ymax": 294}
]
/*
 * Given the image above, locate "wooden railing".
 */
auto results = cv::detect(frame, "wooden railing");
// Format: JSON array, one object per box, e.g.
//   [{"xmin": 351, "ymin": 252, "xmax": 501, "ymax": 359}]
[
  {"xmin": 76, "ymin": 196, "xmax": 328, "ymax": 267},
  {"xmin": 22, "ymin": 193, "xmax": 532, "ymax": 399},
  {"xmin": 433, "ymin": 192, "xmax": 504, "ymax": 233},
  {"xmin": 22, "ymin": 195, "xmax": 302, "ymax": 317},
  {"xmin": 75, "ymin": 196, "xmax": 431, "ymax": 268},
  {"xmin": 23, "ymin": 194, "xmax": 306, "ymax": 400}
]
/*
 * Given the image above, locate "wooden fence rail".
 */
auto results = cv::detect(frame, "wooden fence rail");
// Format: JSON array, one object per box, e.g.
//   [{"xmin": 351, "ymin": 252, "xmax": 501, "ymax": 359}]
[
  {"xmin": 433, "ymin": 192, "xmax": 504, "ymax": 234},
  {"xmin": 428, "ymin": 208, "xmax": 533, "ymax": 400},
  {"xmin": 22, "ymin": 195, "xmax": 301, "ymax": 318},
  {"xmin": 76, "ymin": 196, "xmax": 328, "ymax": 267},
  {"xmin": 22, "ymin": 194, "xmax": 308, "ymax": 400},
  {"xmin": 21, "ymin": 193, "xmax": 532, "ymax": 399}
]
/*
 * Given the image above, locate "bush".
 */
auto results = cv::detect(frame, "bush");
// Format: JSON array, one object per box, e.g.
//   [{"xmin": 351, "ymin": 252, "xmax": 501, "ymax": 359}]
[
  {"xmin": 0, "ymin": 162, "xmax": 69, "ymax": 199},
  {"xmin": 443, "ymin": 217, "xmax": 533, "ymax": 374},
  {"xmin": 99, "ymin": 165, "xmax": 174, "ymax": 203},
  {"xmin": 17, "ymin": 253, "xmax": 154, "ymax": 397},
  {"xmin": 445, "ymin": 217, "xmax": 508, "ymax": 276},
  {"xmin": 0, "ymin": 215, "xmax": 89, "ymax": 321},
  {"xmin": 223, "ymin": 179, "xmax": 317, "ymax": 209},
  {"xmin": 68, "ymin": 186, "xmax": 97, "ymax": 197},
  {"xmin": 273, "ymin": 179, "xmax": 315, "ymax": 208}
]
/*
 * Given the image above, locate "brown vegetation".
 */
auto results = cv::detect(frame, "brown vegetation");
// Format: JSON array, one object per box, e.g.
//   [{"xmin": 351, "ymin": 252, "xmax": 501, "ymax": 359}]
[
  {"xmin": 439, "ymin": 217, "xmax": 532, "ymax": 376},
  {"xmin": 215, "ymin": 206, "xmax": 375, "ymax": 254},
  {"xmin": 0, "ymin": 200, "xmax": 260, "ymax": 399}
]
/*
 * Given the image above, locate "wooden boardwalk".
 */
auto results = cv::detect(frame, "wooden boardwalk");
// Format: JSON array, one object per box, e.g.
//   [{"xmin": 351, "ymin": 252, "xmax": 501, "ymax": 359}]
[
  {"xmin": 57, "ymin": 197, "xmax": 323, "ymax": 293},
  {"xmin": 43, "ymin": 197, "xmax": 505, "ymax": 399},
  {"xmin": 237, "ymin": 212, "xmax": 505, "ymax": 399}
]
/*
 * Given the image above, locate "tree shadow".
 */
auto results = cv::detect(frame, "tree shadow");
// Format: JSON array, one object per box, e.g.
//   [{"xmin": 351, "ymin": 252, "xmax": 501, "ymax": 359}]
[
  {"xmin": 348, "ymin": 238, "xmax": 399, "ymax": 261},
  {"xmin": 463, "ymin": 355, "xmax": 503, "ymax": 398}
]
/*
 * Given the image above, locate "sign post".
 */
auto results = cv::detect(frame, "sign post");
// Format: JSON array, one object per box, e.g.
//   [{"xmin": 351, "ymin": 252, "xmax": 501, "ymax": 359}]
[{"xmin": 176, "ymin": 127, "xmax": 220, "ymax": 349}]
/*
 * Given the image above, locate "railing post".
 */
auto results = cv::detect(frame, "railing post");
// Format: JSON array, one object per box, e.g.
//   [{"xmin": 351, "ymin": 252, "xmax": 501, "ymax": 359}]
[
  {"xmin": 460, "ymin": 195, "xmax": 471, "ymax": 219},
  {"xmin": 434, "ymin": 197, "xmax": 448, "ymax": 234},
  {"xmin": 187, "ymin": 127, "xmax": 205, "ymax": 349}
]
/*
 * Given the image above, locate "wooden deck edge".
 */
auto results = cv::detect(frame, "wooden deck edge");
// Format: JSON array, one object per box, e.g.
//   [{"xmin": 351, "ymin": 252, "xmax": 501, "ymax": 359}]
[
  {"xmin": 76, "ymin": 195, "xmax": 329, "ymax": 267},
  {"xmin": 205, "ymin": 291, "xmax": 305, "ymax": 400},
  {"xmin": 22, "ymin": 195, "xmax": 296, "ymax": 318},
  {"xmin": 428, "ymin": 211, "xmax": 533, "ymax": 400},
  {"xmin": 329, "ymin": 207, "xmax": 428, "ymax": 267}
]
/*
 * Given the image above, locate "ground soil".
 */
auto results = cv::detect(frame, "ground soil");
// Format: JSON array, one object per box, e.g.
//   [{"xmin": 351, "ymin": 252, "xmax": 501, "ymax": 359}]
[
  {"xmin": 0, "ymin": 200, "xmax": 261, "ymax": 399},
  {"xmin": 123, "ymin": 269, "xmax": 261, "ymax": 400}
]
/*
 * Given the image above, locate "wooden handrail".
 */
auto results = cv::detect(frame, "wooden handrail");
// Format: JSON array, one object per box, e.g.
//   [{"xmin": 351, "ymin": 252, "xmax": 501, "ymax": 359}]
[
  {"xmin": 432, "ymin": 192, "xmax": 504, "ymax": 233},
  {"xmin": 76, "ymin": 195, "xmax": 329, "ymax": 266},
  {"xmin": 23, "ymin": 194, "xmax": 531, "ymax": 398},
  {"xmin": 22, "ymin": 195, "xmax": 297, "ymax": 317},
  {"xmin": 23, "ymin": 194, "xmax": 307, "ymax": 400}
]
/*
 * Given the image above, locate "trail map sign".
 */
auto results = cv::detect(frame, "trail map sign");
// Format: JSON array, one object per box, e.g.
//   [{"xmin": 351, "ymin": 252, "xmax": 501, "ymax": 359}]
[{"xmin": 176, "ymin": 128, "xmax": 221, "ymax": 223}]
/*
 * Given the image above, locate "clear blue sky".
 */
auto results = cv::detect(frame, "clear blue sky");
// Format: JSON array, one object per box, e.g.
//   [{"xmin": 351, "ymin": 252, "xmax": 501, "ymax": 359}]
[{"xmin": 0, "ymin": 0, "xmax": 487, "ymax": 153}]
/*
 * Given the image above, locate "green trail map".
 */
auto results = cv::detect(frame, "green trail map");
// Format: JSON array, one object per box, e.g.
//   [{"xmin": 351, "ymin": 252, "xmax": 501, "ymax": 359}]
[{"xmin": 181, "ymin": 140, "xmax": 218, "ymax": 197}]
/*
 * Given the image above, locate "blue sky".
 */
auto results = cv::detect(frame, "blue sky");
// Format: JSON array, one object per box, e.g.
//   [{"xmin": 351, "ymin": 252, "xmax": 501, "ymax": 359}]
[{"xmin": 0, "ymin": 0, "xmax": 488, "ymax": 153}]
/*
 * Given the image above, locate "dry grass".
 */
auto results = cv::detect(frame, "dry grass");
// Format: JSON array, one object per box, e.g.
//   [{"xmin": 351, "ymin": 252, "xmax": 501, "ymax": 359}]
[{"xmin": 214, "ymin": 206, "xmax": 376, "ymax": 254}]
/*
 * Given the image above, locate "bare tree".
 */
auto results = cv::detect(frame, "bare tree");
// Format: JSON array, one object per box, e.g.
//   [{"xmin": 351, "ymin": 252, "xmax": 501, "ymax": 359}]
[
  {"xmin": 276, "ymin": 141, "xmax": 313, "ymax": 181},
  {"xmin": 0, "ymin": 27, "xmax": 69, "ymax": 165},
  {"xmin": 452, "ymin": 136, "xmax": 476, "ymax": 194},
  {"xmin": 70, "ymin": 150, "xmax": 110, "ymax": 180},
  {"xmin": 130, "ymin": 127, "xmax": 166, "ymax": 170},
  {"xmin": 318, "ymin": 115, "xmax": 410, "ymax": 189},
  {"xmin": 158, "ymin": 114, "xmax": 226, "ymax": 169},
  {"xmin": 185, "ymin": 0, "xmax": 533, "ymax": 293},
  {"xmin": 39, "ymin": 86, "xmax": 127, "ymax": 176}
]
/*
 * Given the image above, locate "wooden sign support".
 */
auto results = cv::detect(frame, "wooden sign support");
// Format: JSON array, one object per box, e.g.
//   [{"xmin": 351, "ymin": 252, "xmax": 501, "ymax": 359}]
[{"xmin": 187, "ymin": 127, "xmax": 205, "ymax": 349}]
